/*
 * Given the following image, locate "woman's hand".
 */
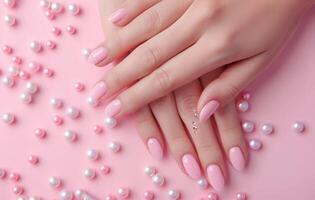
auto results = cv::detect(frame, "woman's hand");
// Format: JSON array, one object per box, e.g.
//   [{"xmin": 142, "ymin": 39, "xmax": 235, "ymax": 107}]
[{"xmin": 88, "ymin": 0, "xmax": 313, "ymax": 122}]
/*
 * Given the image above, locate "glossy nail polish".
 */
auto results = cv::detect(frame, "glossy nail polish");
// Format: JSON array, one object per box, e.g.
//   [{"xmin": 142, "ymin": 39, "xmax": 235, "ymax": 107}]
[
  {"xmin": 88, "ymin": 46, "xmax": 108, "ymax": 64},
  {"xmin": 88, "ymin": 81, "xmax": 107, "ymax": 102},
  {"xmin": 199, "ymin": 100, "xmax": 220, "ymax": 122},
  {"xmin": 207, "ymin": 165, "xmax": 225, "ymax": 191},
  {"xmin": 105, "ymin": 99, "xmax": 122, "ymax": 117},
  {"xmin": 147, "ymin": 138, "xmax": 163, "ymax": 160},
  {"xmin": 229, "ymin": 147, "xmax": 246, "ymax": 171},
  {"xmin": 182, "ymin": 154, "xmax": 201, "ymax": 180},
  {"xmin": 108, "ymin": 9, "xmax": 127, "ymax": 24}
]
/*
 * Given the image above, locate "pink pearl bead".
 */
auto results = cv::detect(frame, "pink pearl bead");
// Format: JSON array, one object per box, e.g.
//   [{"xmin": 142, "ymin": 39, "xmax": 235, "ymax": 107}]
[
  {"xmin": 51, "ymin": 27, "xmax": 61, "ymax": 36},
  {"xmin": 2, "ymin": 45, "xmax": 13, "ymax": 54},
  {"xmin": 52, "ymin": 115, "xmax": 63, "ymax": 125},
  {"xmin": 9, "ymin": 172, "xmax": 20, "ymax": 182},
  {"xmin": 43, "ymin": 68, "xmax": 54, "ymax": 77},
  {"xmin": 143, "ymin": 191, "xmax": 154, "ymax": 200},
  {"xmin": 207, "ymin": 192, "xmax": 219, "ymax": 200},
  {"xmin": 93, "ymin": 125, "xmax": 103, "ymax": 134},
  {"xmin": 19, "ymin": 70, "xmax": 30, "ymax": 80},
  {"xmin": 46, "ymin": 40, "xmax": 56, "ymax": 49},
  {"xmin": 117, "ymin": 188, "xmax": 130, "ymax": 199},
  {"xmin": 105, "ymin": 195, "xmax": 116, "ymax": 200},
  {"xmin": 66, "ymin": 25, "xmax": 76, "ymax": 34},
  {"xmin": 236, "ymin": 193, "xmax": 247, "ymax": 200},
  {"xmin": 28, "ymin": 61, "xmax": 41, "ymax": 73},
  {"xmin": 4, "ymin": 0, "xmax": 16, "ymax": 8},
  {"xmin": 45, "ymin": 10, "xmax": 56, "ymax": 20},
  {"xmin": 28, "ymin": 155, "xmax": 39, "ymax": 165},
  {"xmin": 0, "ymin": 169, "xmax": 6, "ymax": 178},
  {"xmin": 34, "ymin": 128, "xmax": 46, "ymax": 139},
  {"xmin": 11, "ymin": 56, "xmax": 22, "ymax": 65},
  {"xmin": 100, "ymin": 165, "xmax": 111, "ymax": 174},
  {"xmin": 74, "ymin": 82, "xmax": 84, "ymax": 92},
  {"xmin": 13, "ymin": 186, "xmax": 24, "ymax": 195}
]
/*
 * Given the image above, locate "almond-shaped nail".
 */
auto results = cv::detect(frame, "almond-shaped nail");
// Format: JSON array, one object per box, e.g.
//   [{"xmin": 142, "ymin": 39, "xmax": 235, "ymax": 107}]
[
  {"xmin": 182, "ymin": 154, "xmax": 201, "ymax": 180},
  {"xmin": 88, "ymin": 81, "xmax": 107, "ymax": 102},
  {"xmin": 105, "ymin": 99, "xmax": 122, "ymax": 117},
  {"xmin": 229, "ymin": 147, "xmax": 246, "ymax": 171},
  {"xmin": 207, "ymin": 165, "xmax": 225, "ymax": 191},
  {"xmin": 199, "ymin": 100, "xmax": 220, "ymax": 122},
  {"xmin": 108, "ymin": 8, "xmax": 127, "ymax": 24},
  {"xmin": 88, "ymin": 46, "xmax": 108, "ymax": 64},
  {"xmin": 147, "ymin": 138, "xmax": 163, "ymax": 160}
]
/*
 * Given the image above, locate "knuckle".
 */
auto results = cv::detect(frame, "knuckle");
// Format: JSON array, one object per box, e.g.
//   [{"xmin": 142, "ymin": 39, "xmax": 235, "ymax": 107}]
[
  {"xmin": 179, "ymin": 94, "xmax": 199, "ymax": 113},
  {"xmin": 135, "ymin": 113, "xmax": 155, "ymax": 134},
  {"xmin": 221, "ymin": 82, "xmax": 240, "ymax": 99},
  {"xmin": 197, "ymin": 143, "xmax": 222, "ymax": 163},
  {"xmin": 140, "ymin": 9, "xmax": 161, "ymax": 35},
  {"xmin": 152, "ymin": 68, "xmax": 173, "ymax": 94},
  {"xmin": 105, "ymin": 69, "xmax": 123, "ymax": 92},
  {"xmin": 169, "ymin": 136, "xmax": 191, "ymax": 154},
  {"xmin": 139, "ymin": 45, "xmax": 161, "ymax": 67},
  {"xmin": 196, "ymin": 0, "xmax": 223, "ymax": 23}
]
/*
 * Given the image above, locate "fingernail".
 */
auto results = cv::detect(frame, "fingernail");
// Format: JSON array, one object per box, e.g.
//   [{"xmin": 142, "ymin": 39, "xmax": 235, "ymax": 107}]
[
  {"xmin": 207, "ymin": 165, "xmax": 225, "ymax": 191},
  {"xmin": 88, "ymin": 81, "xmax": 107, "ymax": 102},
  {"xmin": 229, "ymin": 147, "xmax": 246, "ymax": 171},
  {"xmin": 147, "ymin": 138, "xmax": 163, "ymax": 160},
  {"xmin": 88, "ymin": 46, "xmax": 108, "ymax": 64},
  {"xmin": 108, "ymin": 8, "xmax": 127, "ymax": 24},
  {"xmin": 105, "ymin": 99, "xmax": 122, "ymax": 117},
  {"xmin": 182, "ymin": 154, "xmax": 201, "ymax": 180},
  {"xmin": 199, "ymin": 100, "xmax": 220, "ymax": 122}
]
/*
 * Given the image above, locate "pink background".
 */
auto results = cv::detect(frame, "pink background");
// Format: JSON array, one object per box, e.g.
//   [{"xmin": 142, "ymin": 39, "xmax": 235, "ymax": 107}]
[{"xmin": 1, "ymin": 1, "xmax": 315, "ymax": 199}]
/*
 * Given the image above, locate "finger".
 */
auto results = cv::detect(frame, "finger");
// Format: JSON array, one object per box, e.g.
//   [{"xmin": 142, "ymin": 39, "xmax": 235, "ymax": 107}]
[
  {"xmin": 150, "ymin": 94, "xmax": 202, "ymax": 179},
  {"xmin": 89, "ymin": 0, "xmax": 193, "ymax": 66},
  {"xmin": 175, "ymin": 80, "xmax": 226, "ymax": 191},
  {"xmin": 197, "ymin": 51, "xmax": 274, "ymax": 122},
  {"xmin": 133, "ymin": 106, "xmax": 164, "ymax": 160}
]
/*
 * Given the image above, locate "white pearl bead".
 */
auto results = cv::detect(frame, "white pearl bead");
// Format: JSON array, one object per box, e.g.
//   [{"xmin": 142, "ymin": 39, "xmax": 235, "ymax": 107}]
[
  {"xmin": 2, "ymin": 76, "xmax": 15, "ymax": 87},
  {"xmin": 4, "ymin": 14, "xmax": 16, "ymax": 26},
  {"xmin": 84, "ymin": 168, "xmax": 96, "ymax": 179},
  {"xmin": 64, "ymin": 130, "xmax": 77, "ymax": 142},
  {"xmin": 86, "ymin": 149, "xmax": 99, "ymax": 161},
  {"xmin": 293, "ymin": 121, "xmax": 305, "ymax": 133},
  {"xmin": 26, "ymin": 82, "xmax": 38, "ymax": 94},
  {"xmin": 28, "ymin": 197, "xmax": 41, "ymax": 200},
  {"xmin": 152, "ymin": 174, "xmax": 165, "ymax": 187},
  {"xmin": 87, "ymin": 97, "xmax": 98, "ymax": 107},
  {"xmin": 60, "ymin": 190, "xmax": 73, "ymax": 200},
  {"xmin": 39, "ymin": 0, "xmax": 50, "ymax": 9},
  {"xmin": 168, "ymin": 189, "xmax": 180, "ymax": 199},
  {"xmin": 2, "ymin": 113, "xmax": 15, "ymax": 124},
  {"xmin": 50, "ymin": 98, "xmax": 63, "ymax": 109},
  {"xmin": 249, "ymin": 139, "xmax": 262, "ymax": 151},
  {"xmin": 20, "ymin": 93, "xmax": 33, "ymax": 104},
  {"xmin": 144, "ymin": 166, "xmax": 156, "ymax": 177},
  {"xmin": 29, "ymin": 41, "xmax": 42, "ymax": 53},
  {"xmin": 68, "ymin": 4, "xmax": 80, "ymax": 15},
  {"xmin": 237, "ymin": 100, "xmax": 250, "ymax": 112},
  {"xmin": 242, "ymin": 121, "xmax": 255, "ymax": 133},
  {"xmin": 75, "ymin": 189, "xmax": 85, "ymax": 198},
  {"xmin": 197, "ymin": 178, "xmax": 209, "ymax": 189},
  {"xmin": 50, "ymin": 2, "xmax": 63, "ymax": 13},
  {"xmin": 8, "ymin": 65, "xmax": 19, "ymax": 76},
  {"xmin": 105, "ymin": 195, "xmax": 115, "ymax": 200},
  {"xmin": 82, "ymin": 48, "xmax": 90, "ymax": 58},
  {"xmin": 49, "ymin": 176, "xmax": 61, "ymax": 188},
  {"xmin": 117, "ymin": 188, "xmax": 130, "ymax": 198},
  {"xmin": 3, "ymin": 0, "xmax": 16, "ymax": 8},
  {"xmin": 108, "ymin": 142, "xmax": 121, "ymax": 153},
  {"xmin": 104, "ymin": 117, "xmax": 117, "ymax": 128},
  {"xmin": 17, "ymin": 197, "xmax": 27, "ymax": 200},
  {"xmin": 261, "ymin": 123, "xmax": 274, "ymax": 135},
  {"xmin": 66, "ymin": 106, "xmax": 80, "ymax": 119}
]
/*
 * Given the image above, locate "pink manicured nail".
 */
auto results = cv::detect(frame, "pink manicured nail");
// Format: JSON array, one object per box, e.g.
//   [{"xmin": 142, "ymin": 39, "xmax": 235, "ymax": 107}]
[
  {"xmin": 207, "ymin": 165, "xmax": 225, "ymax": 191},
  {"xmin": 108, "ymin": 9, "xmax": 127, "ymax": 24},
  {"xmin": 182, "ymin": 154, "xmax": 201, "ymax": 180},
  {"xmin": 105, "ymin": 99, "xmax": 122, "ymax": 117},
  {"xmin": 147, "ymin": 138, "xmax": 163, "ymax": 160},
  {"xmin": 88, "ymin": 81, "xmax": 107, "ymax": 101},
  {"xmin": 229, "ymin": 147, "xmax": 246, "ymax": 171},
  {"xmin": 88, "ymin": 46, "xmax": 108, "ymax": 64},
  {"xmin": 199, "ymin": 100, "xmax": 220, "ymax": 122}
]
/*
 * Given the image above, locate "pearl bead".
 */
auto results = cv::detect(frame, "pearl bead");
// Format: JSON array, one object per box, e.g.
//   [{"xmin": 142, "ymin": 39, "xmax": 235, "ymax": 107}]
[
  {"xmin": 4, "ymin": 14, "xmax": 16, "ymax": 26},
  {"xmin": 236, "ymin": 193, "xmax": 247, "ymax": 200},
  {"xmin": 168, "ymin": 189, "xmax": 180, "ymax": 200},
  {"xmin": 49, "ymin": 176, "xmax": 61, "ymax": 188},
  {"xmin": 29, "ymin": 41, "xmax": 42, "ymax": 53},
  {"xmin": 28, "ymin": 155, "xmax": 39, "ymax": 165},
  {"xmin": 64, "ymin": 130, "xmax": 77, "ymax": 142},
  {"xmin": 34, "ymin": 128, "xmax": 46, "ymax": 139},
  {"xmin": 45, "ymin": 10, "xmax": 56, "ymax": 20},
  {"xmin": 249, "ymin": 139, "xmax": 262, "ymax": 151},
  {"xmin": 68, "ymin": 4, "xmax": 80, "ymax": 15},
  {"xmin": 144, "ymin": 166, "xmax": 156, "ymax": 177},
  {"xmin": 28, "ymin": 197, "xmax": 41, "ymax": 200},
  {"xmin": 66, "ymin": 25, "xmax": 76, "ymax": 34},
  {"xmin": 43, "ymin": 68, "xmax": 54, "ymax": 77},
  {"xmin": 13, "ymin": 186, "xmax": 24, "ymax": 195},
  {"xmin": 51, "ymin": 2, "xmax": 63, "ymax": 13},
  {"xmin": 152, "ymin": 174, "xmax": 165, "ymax": 187},
  {"xmin": 39, "ymin": 0, "xmax": 50, "ymax": 9},
  {"xmin": 8, "ymin": 65, "xmax": 19, "ymax": 76},
  {"xmin": 52, "ymin": 115, "xmax": 63, "ymax": 125},
  {"xmin": 0, "ymin": 168, "xmax": 6, "ymax": 178},
  {"xmin": 87, "ymin": 97, "xmax": 98, "ymax": 107},
  {"xmin": 20, "ymin": 93, "xmax": 33, "ymax": 104},
  {"xmin": 104, "ymin": 117, "xmax": 117, "ymax": 128},
  {"xmin": 74, "ymin": 82, "xmax": 84, "ymax": 92},
  {"xmin": 117, "ymin": 188, "xmax": 130, "ymax": 199},
  {"xmin": 2, "ymin": 45, "xmax": 13, "ymax": 54},
  {"xmin": 104, "ymin": 195, "xmax": 116, "ymax": 200},
  {"xmin": 93, "ymin": 125, "xmax": 103, "ymax": 134},
  {"xmin": 26, "ymin": 82, "xmax": 38, "ymax": 94},
  {"xmin": 84, "ymin": 168, "xmax": 96, "ymax": 180},
  {"xmin": 17, "ymin": 197, "xmax": 27, "ymax": 200},
  {"xmin": 100, "ymin": 165, "xmax": 111, "ymax": 174},
  {"xmin": 46, "ymin": 40, "xmax": 56, "ymax": 49},
  {"xmin": 66, "ymin": 106, "xmax": 80, "ymax": 119},
  {"xmin": 51, "ymin": 27, "xmax": 61, "ymax": 36},
  {"xmin": 75, "ymin": 189, "xmax": 85, "ymax": 198},
  {"xmin": 242, "ymin": 121, "xmax": 255, "ymax": 133},
  {"xmin": 19, "ymin": 70, "xmax": 30, "ymax": 80},
  {"xmin": 207, "ymin": 192, "xmax": 219, "ymax": 200},
  {"xmin": 2, "ymin": 76, "xmax": 15, "ymax": 87},
  {"xmin": 108, "ymin": 142, "xmax": 121, "ymax": 153},
  {"xmin": 2, "ymin": 113, "xmax": 15, "ymax": 124},
  {"xmin": 82, "ymin": 48, "xmax": 90, "ymax": 58},
  {"xmin": 9, "ymin": 172, "xmax": 20, "ymax": 181},
  {"xmin": 86, "ymin": 149, "xmax": 99, "ymax": 161},
  {"xmin": 237, "ymin": 100, "xmax": 250, "ymax": 112},
  {"xmin": 197, "ymin": 178, "xmax": 209, "ymax": 189},
  {"xmin": 144, "ymin": 191, "xmax": 154, "ymax": 200},
  {"xmin": 3, "ymin": 0, "xmax": 16, "ymax": 8},
  {"xmin": 261, "ymin": 123, "xmax": 274, "ymax": 135},
  {"xmin": 50, "ymin": 98, "xmax": 63, "ymax": 109},
  {"xmin": 60, "ymin": 190, "xmax": 73, "ymax": 200},
  {"xmin": 28, "ymin": 61, "xmax": 41, "ymax": 73},
  {"xmin": 11, "ymin": 56, "xmax": 22, "ymax": 65},
  {"xmin": 293, "ymin": 121, "xmax": 305, "ymax": 133}
]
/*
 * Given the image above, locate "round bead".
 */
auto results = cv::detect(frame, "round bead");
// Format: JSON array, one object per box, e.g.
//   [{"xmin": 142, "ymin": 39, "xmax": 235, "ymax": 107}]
[
  {"xmin": 236, "ymin": 193, "xmax": 247, "ymax": 200},
  {"xmin": 108, "ymin": 142, "xmax": 121, "ymax": 153},
  {"xmin": 83, "ymin": 168, "xmax": 96, "ymax": 180},
  {"xmin": 2, "ymin": 45, "xmax": 13, "ymax": 54},
  {"xmin": 144, "ymin": 191, "xmax": 154, "ymax": 200},
  {"xmin": 2, "ymin": 76, "xmax": 15, "ymax": 87},
  {"xmin": 117, "ymin": 188, "xmax": 130, "ymax": 199},
  {"xmin": 207, "ymin": 192, "xmax": 219, "ymax": 200},
  {"xmin": 249, "ymin": 139, "xmax": 262, "ymax": 151},
  {"xmin": 242, "ymin": 121, "xmax": 255, "ymax": 133},
  {"xmin": 34, "ymin": 128, "xmax": 46, "ymax": 139},
  {"xmin": 74, "ymin": 82, "xmax": 84, "ymax": 92},
  {"xmin": 104, "ymin": 117, "xmax": 117, "ymax": 128},
  {"xmin": 144, "ymin": 166, "xmax": 156, "ymax": 177},
  {"xmin": 66, "ymin": 106, "xmax": 80, "ymax": 119},
  {"xmin": 86, "ymin": 149, "xmax": 99, "ymax": 161},
  {"xmin": 104, "ymin": 195, "xmax": 116, "ymax": 200},
  {"xmin": 52, "ymin": 115, "xmax": 63, "ymax": 125},
  {"xmin": 13, "ymin": 186, "xmax": 24, "ymax": 195},
  {"xmin": 20, "ymin": 93, "xmax": 33, "ymax": 104},
  {"xmin": 237, "ymin": 101, "xmax": 250, "ymax": 112},
  {"xmin": 11, "ymin": 56, "xmax": 22, "ymax": 65},
  {"xmin": 87, "ymin": 97, "xmax": 98, "ymax": 107},
  {"xmin": 64, "ymin": 130, "xmax": 77, "ymax": 142},
  {"xmin": 152, "ymin": 174, "xmax": 165, "ymax": 187},
  {"xmin": 261, "ymin": 123, "xmax": 274, "ymax": 135},
  {"xmin": 75, "ymin": 190, "xmax": 95, "ymax": 199},
  {"xmin": 8, "ymin": 65, "xmax": 19, "ymax": 76},
  {"xmin": 197, "ymin": 178, "xmax": 209, "ymax": 189},
  {"xmin": 50, "ymin": 2, "xmax": 63, "ymax": 13},
  {"xmin": 28, "ymin": 155, "xmax": 39, "ymax": 165},
  {"xmin": 100, "ymin": 165, "xmax": 111, "ymax": 174},
  {"xmin": 168, "ymin": 189, "xmax": 180, "ymax": 200},
  {"xmin": 9, "ymin": 172, "xmax": 20, "ymax": 181},
  {"xmin": 43, "ymin": 68, "xmax": 54, "ymax": 77},
  {"xmin": 3, "ymin": 0, "xmax": 16, "ymax": 8},
  {"xmin": 28, "ymin": 61, "xmax": 41, "ymax": 73},
  {"xmin": 2, "ymin": 113, "xmax": 15, "ymax": 124},
  {"xmin": 28, "ymin": 197, "xmax": 41, "ymax": 200},
  {"xmin": 50, "ymin": 98, "xmax": 63, "ymax": 109},
  {"xmin": 46, "ymin": 40, "xmax": 56, "ymax": 49},
  {"xmin": 66, "ymin": 25, "xmax": 76, "ymax": 34},
  {"xmin": 93, "ymin": 125, "xmax": 103, "ymax": 134},
  {"xmin": 0, "ymin": 168, "xmax": 6, "ymax": 178},
  {"xmin": 82, "ymin": 48, "xmax": 90, "ymax": 58},
  {"xmin": 26, "ymin": 82, "xmax": 38, "ymax": 94},
  {"xmin": 51, "ymin": 27, "xmax": 61, "ymax": 36},
  {"xmin": 4, "ymin": 14, "xmax": 16, "ymax": 26},
  {"xmin": 17, "ymin": 197, "xmax": 27, "ymax": 200},
  {"xmin": 29, "ymin": 41, "xmax": 42, "ymax": 53},
  {"xmin": 19, "ymin": 70, "xmax": 30, "ymax": 80},
  {"xmin": 293, "ymin": 121, "xmax": 305, "ymax": 133},
  {"xmin": 60, "ymin": 190, "xmax": 73, "ymax": 200},
  {"xmin": 49, "ymin": 176, "xmax": 61, "ymax": 188},
  {"xmin": 68, "ymin": 4, "xmax": 80, "ymax": 15},
  {"xmin": 39, "ymin": 0, "xmax": 50, "ymax": 9},
  {"xmin": 45, "ymin": 10, "xmax": 56, "ymax": 20}
]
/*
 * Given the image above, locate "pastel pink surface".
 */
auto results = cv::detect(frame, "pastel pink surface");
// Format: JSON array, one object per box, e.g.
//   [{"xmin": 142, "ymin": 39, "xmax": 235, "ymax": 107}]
[{"xmin": 0, "ymin": 2, "xmax": 315, "ymax": 200}]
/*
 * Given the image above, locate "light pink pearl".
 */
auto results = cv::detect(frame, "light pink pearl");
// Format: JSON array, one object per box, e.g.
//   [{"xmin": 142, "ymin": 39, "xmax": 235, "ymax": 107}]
[
  {"xmin": 46, "ymin": 40, "xmax": 56, "ymax": 49},
  {"xmin": 143, "ymin": 191, "xmax": 154, "ymax": 200},
  {"xmin": 117, "ymin": 188, "xmax": 130, "ymax": 199},
  {"xmin": 9, "ymin": 172, "xmax": 20, "ymax": 182},
  {"xmin": 100, "ymin": 165, "xmax": 110, "ymax": 174},
  {"xmin": 45, "ymin": 10, "xmax": 56, "ymax": 20},
  {"xmin": 93, "ymin": 125, "xmax": 103, "ymax": 134},
  {"xmin": 52, "ymin": 115, "xmax": 63, "ymax": 125},
  {"xmin": 34, "ymin": 128, "xmax": 46, "ymax": 139},
  {"xmin": 11, "ymin": 56, "xmax": 22, "ymax": 65},
  {"xmin": 19, "ymin": 70, "xmax": 30, "ymax": 80},
  {"xmin": 2, "ymin": 45, "xmax": 13, "ymax": 54},
  {"xmin": 13, "ymin": 186, "xmax": 24, "ymax": 195},
  {"xmin": 236, "ymin": 193, "xmax": 247, "ymax": 200},
  {"xmin": 105, "ymin": 195, "xmax": 116, "ymax": 200},
  {"xmin": 51, "ymin": 27, "xmax": 61, "ymax": 36},
  {"xmin": 28, "ymin": 61, "xmax": 41, "ymax": 73},
  {"xmin": 74, "ymin": 82, "xmax": 84, "ymax": 92},
  {"xmin": 0, "ymin": 169, "xmax": 6, "ymax": 178},
  {"xmin": 43, "ymin": 68, "xmax": 54, "ymax": 77},
  {"xmin": 4, "ymin": 0, "xmax": 16, "ymax": 8},
  {"xmin": 28, "ymin": 155, "xmax": 39, "ymax": 165},
  {"xmin": 66, "ymin": 25, "xmax": 76, "ymax": 34},
  {"xmin": 207, "ymin": 192, "xmax": 219, "ymax": 200}
]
